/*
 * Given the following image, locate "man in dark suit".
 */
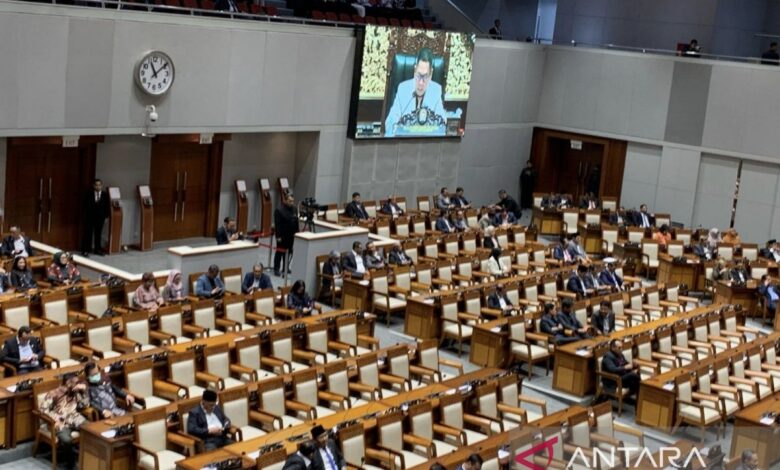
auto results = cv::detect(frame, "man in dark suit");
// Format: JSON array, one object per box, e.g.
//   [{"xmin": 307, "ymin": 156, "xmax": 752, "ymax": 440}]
[
  {"xmin": 494, "ymin": 190, "xmax": 521, "ymax": 219},
  {"xmin": 342, "ymin": 241, "xmax": 367, "ymax": 279},
  {"xmin": 558, "ymin": 298, "xmax": 590, "ymax": 339},
  {"xmin": 591, "ymin": 301, "xmax": 616, "ymax": 336},
  {"xmin": 488, "ymin": 19, "xmax": 502, "ymax": 39},
  {"xmin": 452, "ymin": 187, "xmax": 471, "ymax": 209},
  {"xmin": 759, "ymin": 240, "xmax": 776, "ymax": 259},
  {"xmin": 693, "ymin": 237, "xmax": 713, "ymax": 260},
  {"xmin": 82, "ymin": 179, "xmax": 110, "ymax": 256},
  {"xmin": 1, "ymin": 226, "xmax": 34, "ymax": 258},
  {"xmin": 566, "ymin": 265, "xmax": 590, "ymax": 297},
  {"xmin": 601, "ymin": 339, "xmax": 640, "ymax": 396},
  {"xmin": 283, "ymin": 440, "xmax": 318, "ymax": 470},
  {"xmin": 492, "ymin": 208, "xmax": 516, "ymax": 227},
  {"xmin": 311, "ymin": 424, "xmax": 345, "ymax": 470},
  {"xmin": 730, "ymin": 258, "xmax": 750, "ymax": 284},
  {"xmin": 2, "ymin": 326, "xmax": 44, "ymax": 374},
  {"xmin": 599, "ymin": 262, "xmax": 623, "ymax": 290},
  {"xmin": 487, "ymin": 284, "xmax": 514, "ymax": 315},
  {"xmin": 344, "ymin": 192, "xmax": 369, "ymax": 220},
  {"xmin": 216, "ymin": 217, "xmax": 242, "ymax": 245},
  {"xmin": 608, "ymin": 207, "xmax": 628, "ymax": 226},
  {"xmin": 242, "ymin": 263, "xmax": 272, "ymax": 294},
  {"xmin": 380, "ymin": 195, "xmax": 403, "ymax": 217},
  {"xmin": 435, "ymin": 210, "xmax": 455, "ymax": 233},
  {"xmin": 758, "ymin": 274, "xmax": 779, "ymax": 315},
  {"xmin": 539, "ymin": 303, "xmax": 578, "ymax": 345},
  {"xmin": 632, "ymin": 204, "xmax": 654, "ymax": 228},
  {"xmin": 321, "ymin": 251, "xmax": 343, "ymax": 296},
  {"xmin": 552, "ymin": 238, "xmax": 575, "ymax": 265},
  {"xmin": 388, "ymin": 243, "xmax": 412, "ymax": 266},
  {"xmin": 274, "ymin": 195, "xmax": 299, "ymax": 276},
  {"xmin": 187, "ymin": 390, "xmax": 235, "ymax": 450}
]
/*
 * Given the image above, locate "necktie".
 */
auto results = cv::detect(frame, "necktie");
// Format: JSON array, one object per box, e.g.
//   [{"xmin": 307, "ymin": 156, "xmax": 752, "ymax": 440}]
[
  {"xmin": 324, "ymin": 448, "xmax": 337, "ymax": 470},
  {"xmin": 609, "ymin": 271, "xmax": 616, "ymax": 285},
  {"xmin": 95, "ymin": 191, "xmax": 100, "ymax": 202},
  {"xmin": 642, "ymin": 213, "xmax": 648, "ymax": 228},
  {"xmin": 579, "ymin": 278, "xmax": 586, "ymax": 294}
]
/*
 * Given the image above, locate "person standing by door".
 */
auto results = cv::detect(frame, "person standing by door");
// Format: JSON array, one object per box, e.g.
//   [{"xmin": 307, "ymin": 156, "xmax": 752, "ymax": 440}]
[
  {"xmin": 82, "ymin": 179, "xmax": 110, "ymax": 257},
  {"xmin": 274, "ymin": 194, "xmax": 299, "ymax": 276},
  {"xmin": 519, "ymin": 160, "xmax": 537, "ymax": 211}
]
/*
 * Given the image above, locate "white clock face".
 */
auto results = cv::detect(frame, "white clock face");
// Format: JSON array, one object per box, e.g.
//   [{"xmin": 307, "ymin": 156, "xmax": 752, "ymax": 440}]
[{"xmin": 136, "ymin": 51, "xmax": 174, "ymax": 96}]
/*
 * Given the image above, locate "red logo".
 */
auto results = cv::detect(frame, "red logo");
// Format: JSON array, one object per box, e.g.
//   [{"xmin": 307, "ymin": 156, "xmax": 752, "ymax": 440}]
[{"xmin": 514, "ymin": 436, "xmax": 558, "ymax": 470}]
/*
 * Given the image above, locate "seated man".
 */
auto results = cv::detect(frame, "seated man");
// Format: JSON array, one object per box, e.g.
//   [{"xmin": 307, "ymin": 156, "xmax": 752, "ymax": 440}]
[
  {"xmin": 321, "ymin": 251, "xmax": 344, "ymax": 294},
  {"xmin": 601, "ymin": 339, "xmax": 640, "ymax": 397},
  {"xmin": 730, "ymin": 258, "xmax": 750, "ymax": 284},
  {"xmin": 1, "ymin": 226, "xmax": 34, "ymax": 258},
  {"xmin": 759, "ymin": 239, "xmax": 776, "ymax": 259},
  {"xmin": 195, "ymin": 264, "xmax": 225, "ymax": 299},
  {"xmin": 187, "ymin": 390, "xmax": 235, "ymax": 451},
  {"xmin": 388, "ymin": 243, "xmax": 412, "ymax": 266},
  {"xmin": 693, "ymin": 237, "xmax": 713, "ymax": 260},
  {"xmin": 435, "ymin": 210, "xmax": 455, "ymax": 233},
  {"xmin": 215, "ymin": 217, "xmax": 242, "ymax": 245},
  {"xmin": 311, "ymin": 424, "xmax": 346, "ymax": 470},
  {"xmin": 567, "ymin": 235, "xmax": 591, "ymax": 264},
  {"xmin": 342, "ymin": 241, "xmax": 368, "ymax": 279},
  {"xmin": 492, "ymin": 208, "xmax": 516, "ymax": 227},
  {"xmin": 584, "ymin": 264, "xmax": 603, "ymax": 292},
  {"xmin": 591, "ymin": 301, "xmax": 616, "ymax": 336},
  {"xmin": 242, "ymin": 263, "xmax": 272, "ymax": 294},
  {"xmin": 552, "ymin": 237, "xmax": 575, "ymax": 265},
  {"xmin": 451, "ymin": 187, "xmax": 471, "ymax": 209},
  {"xmin": 566, "ymin": 265, "xmax": 591, "ymax": 297},
  {"xmin": 344, "ymin": 192, "xmax": 369, "ymax": 220},
  {"xmin": 85, "ymin": 362, "xmax": 135, "ymax": 418},
  {"xmin": 452, "ymin": 210, "xmax": 468, "ymax": 232},
  {"xmin": 758, "ymin": 274, "xmax": 779, "ymax": 314},
  {"xmin": 39, "ymin": 374, "xmax": 89, "ymax": 470},
  {"xmin": 283, "ymin": 440, "xmax": 318, "ymax": 470},
  {"xmin": 380, "ymin": 195, "xmax": 404, "ymax": 217},
  {"xmin": 539, "ymin": 303, "xmax": 578, "ymax": 345},
  {"xmin": 456, "ymin": 454, "xmax": 483, "ymax": 470},
  {"xmin": 436, "ymin": 187, "xmax": 455, "ymax": 211},
  {"xmin": 609, "ymin": 207, "xmax": 629, "ymax": 226},
  {"xmin": 494, "ymin": 189, "xmax": 521, "ymax": 219},
  {"xmin": 2, "ymin": 326, "xmax": 44, "ymax": 374},
  {"xmin": 487, "ymin": 284, "xmax": 514, "ymax": 315},
  {"xmin": 599, "ymin": 262, "xmax": 623, "ymax": 290},
  {"xmin": 558, "ymin": 298, "xmax": 591, "ymax": 339},
  {"xmin": 633, "ymin": 204, "xmax": 654, "ymax": 228},
  {"xmin": 364, "ymin": 242, "xmax": 385, "ymax": 270}
]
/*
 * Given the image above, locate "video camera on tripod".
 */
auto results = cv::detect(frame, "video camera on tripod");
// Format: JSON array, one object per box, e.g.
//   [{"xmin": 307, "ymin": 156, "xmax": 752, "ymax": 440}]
[{"xmin": 299, "ymin": 197, "xmax": 328, "ymax": 231}]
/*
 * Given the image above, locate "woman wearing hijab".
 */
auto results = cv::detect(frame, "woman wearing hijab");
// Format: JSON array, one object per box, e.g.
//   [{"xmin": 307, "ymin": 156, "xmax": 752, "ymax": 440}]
[
  {"xmin": 10, "ymin": 256, "xmax": 37, "ymax": 291},
  {"xmin": 707, "ymin": 228, "xmax": 721, "ymax": 251},
  {"xmin": 134, "ymin": 272, "xmax": 164, "ymax": 311},
  {"xmin": 47, "ymin": 252, "xmax": 81, "ymax": 285},
  {"xmin": 486, "ymin": 247, "xmax": 510, "ymax": 278},
  {"xmin": 162, "ymin": 270, "xmax": 184, "ymax": 302}
]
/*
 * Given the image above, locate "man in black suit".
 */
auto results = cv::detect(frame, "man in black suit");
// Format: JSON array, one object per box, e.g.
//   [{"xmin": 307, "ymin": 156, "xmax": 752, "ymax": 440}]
[
  {"xmin": 759, "ymin": 239, "xmax": 776, "ymax": 259},
  {"xmin": 608, "ymin": 207, "xmax": 628, "ymax": 226},
  {"xmin": 82, "ymin": 179, "xmax": 110, "ymax": 256},
  {"xmin": 283, "ymin": 440, "xmax": 318, "ymax": 470},
  {"xmin": 380, "ymin": 195, "xmax": 403, "ymax": 217},
  {"xmin": 216, "ymin": 217, "xmax": 242, "ymax": 245},
  {"xmin": 2, "ymin": 326, "xmax": 44, "ymax": 374},
  {"xmin": 601, "ymin": 339, "xmax": 640, "ymax": 396},
  {"xmin": 693, "ymin": 237, "xmax": 713, "ymax": 260},
  {"xmin": 310, "ymin": 424, "xmax": 345, "ymax": 470},
  {"xmin": 344, "ymin": 192, "xmax": 369, "ymax": 220},
  {"xmin": 487, "ymin": 283, "xmax": 514, "ymax": 315},
  {"xmin": 539, "ymin": 303, "xmax": 578, "ymax": 345},
  {"xmin": 342, "ymin": 241, "xmax": 368, "ymax": 279},
  {"xmin": 758, "ymin": 274, "xmax": 779, "ymax": 314},
  {"xmin": 1, "ymin": 226, "xmax": 34, "ymax": 258},
  {"xmin": 598, "ymin": 262, "xmax": 623, "ymax": 290},
  {"xmin": 435, "ymin": 210, "xmax": 455, "ymax": 233},
  {"xmin": 187, "ymin": 390, "xmax": 235, "ymax": 450},
  {"xmin": 494, "ymin": 190, "xmax": 521, "ymax": 219},
  {"xmin": 488, "ymin": 19, "xmax": 502, "ymax": 39},
  {"xmin": 558, "ymin": 298, "xmax": 590, "ymax": 339},
  {"xmin": 633, "ymin": 204, "xmax": 654, "ymax": 228},
  {"xmin": 730, "ymin": 258, "xmax": 750, "ymax": 284},
  {"xmin": 452, "ymin": 187, "xmax": 471, "ymax": 209},
  {"xmin": 388, "ymin": 243, "xmax": 412, "ymax": 266},
  {"xmin": 242, "ymin": 263, "xmax": 272, "ymax": 294},
  {"xmin": 566, "ymin": 265, "xmax": 590, "ymax": 298},
  {"xmin": 591, "ymin": 301, "xmax": 616, "ymax": 336},
  {"xmin": 274, "ymin": 195, "xmax": 299, "ymax": 276}
]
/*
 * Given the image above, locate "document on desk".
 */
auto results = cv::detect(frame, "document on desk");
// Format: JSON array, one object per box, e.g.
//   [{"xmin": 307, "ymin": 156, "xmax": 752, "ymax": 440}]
[
  {"xmin": 575, "ymin": 349, "xmax": 590, "ymax": 357},
  {"xmin": 101, "ymin": 429, "xmax": 117, "ymax": 438},
  {"xmin": 760, "ymin": 416, "xmax": 775, "ymax": 425}
]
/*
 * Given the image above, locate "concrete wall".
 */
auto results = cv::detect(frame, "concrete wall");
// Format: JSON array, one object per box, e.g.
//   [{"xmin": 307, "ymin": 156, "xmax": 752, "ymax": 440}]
[{"xmin": 448, "ymin": 0, "xmax": 540, "ymax": 41}]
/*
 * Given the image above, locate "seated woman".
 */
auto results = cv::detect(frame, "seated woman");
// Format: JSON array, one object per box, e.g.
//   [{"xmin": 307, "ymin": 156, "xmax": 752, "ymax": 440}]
[
  {"xmin": 47, "ymin": 252, "xmax": 81, "ymax": 286},
  {"xmin": 486, "ymin": 248, "xmax": 511, "ymax": 278},
  {"xmin": 162, "ymin": 270, "xmax": 184, "ymax": 302},
  {"xmin": 133, "ymin": 272, "xmax": 164, "ymax": 311},
  {"xmin": 653, "ymin": 224, "xmax": 672, "ymax": 247},
  {"xmin": 10, "ymin": 256, "xmax": 36, "ymax": 291},
  {"xmin": 287, "ymin": 280, "xmax": 320, "ymax": 316}
]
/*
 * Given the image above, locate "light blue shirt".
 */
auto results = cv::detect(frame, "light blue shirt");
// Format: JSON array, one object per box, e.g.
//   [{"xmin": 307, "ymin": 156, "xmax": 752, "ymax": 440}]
[{"xmin": 384, "ymin": 79, "xmax": 447, "ymax": 137}]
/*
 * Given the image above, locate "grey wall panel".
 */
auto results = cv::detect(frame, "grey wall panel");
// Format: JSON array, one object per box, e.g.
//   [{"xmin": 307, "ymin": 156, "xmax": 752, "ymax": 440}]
[
  {"xmin": 559, "ymin": 50, "xmax": 600, "ymax": 130},
  {"xmin": 734, "ymin": 161, "xmax": 780, "ymax": 242},
  {"xmin": 0, "ymin": 15, "xmax": 17, "ymax": 130},
  {"xmin": 500, "ymin": 48, "xmax": 527, "ymax": 124},
  {"xmin": 225, "ymin": 30, "xmax": 267, "ymax": 126},
  {"xmin": 741, "ymin": 68, "xmax": 780, "ymax": 158},
  {"xmin": 537, "ymin": 48, "xmax": 567, "ymax": 125},
  {"xmin": 468, "ymin": 45, "xmax": 509, "ymax": 125},
  {"xmin": 626, "ymin": 57, "xmax": 674, "ymax": 140},
  {"xmin": 0, "ymin": 139, "xmax": 6, "ymax": 209},
  {"xmin": 654, "ymin": 147, "xmax": 701, "ymax": 225},
  {"xmin": 692, "ymin": 154, "xmax": 739, "ymax": 229},
  {"xmin": 701, "ymin": 66, "xmax": 749, "ymax": 152},
  {"xmin": 593, "ymin": 54, "xmax": 633, "ymax": 135},
  {"xmin": 293, "ymin": 35, "xmax": 354, "ymax": 126},
  {"xmin": 664, "ymin": 62, "xmax": 712, "ymax": 146},
  {"xmin": 520, "ymin": 48, "xmax": 545, "ymax": 122},
  {"xmin": 64, "ymin": 18, "xmax": 115, "ymax": 128},
  {"xmin": 15, "ymin": 14, "xmax": 68, "ymax": 129},
  {"xmin": 620, "ymin": 142, "xmax": 661, "ymax": 211}
]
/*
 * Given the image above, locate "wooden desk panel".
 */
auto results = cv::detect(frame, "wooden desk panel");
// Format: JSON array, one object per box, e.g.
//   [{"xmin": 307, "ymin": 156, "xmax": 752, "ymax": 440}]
[
  {"xmin": 578, "ymin": 224, "xmax": 602, "ymax": 254},
  {"xmin": 636, "ymin": 382, "xmax": 677, "ymax": 429},
  {"xmin": 176, "ymin": 450, "xmax": 255, "ymax": 470},
  {"xmin": 658, "ymin": 254, "xmax": 700, "ymax": 288},
  {"xmin": 405, "ymin": 298, "xmax": 438, "ymax": 340},
  {"xmin": 714, "ymin": 281, "xmax": 758, "ymax": 317},
  {"xmin": 731, "ymin": 392, "xmax": 780, "ymax": 469},
  {"xmin": 342, "ymin": 279, "xmax": 370, "ymax": 311},
  {"xmin": 470, "ymin": 320, "xmax": 508, "ymax": 369},
  {"xmin": 532, "ymin": 208, "xmax": 562, "ymax": 236},
  {"xmin": 552, "ymin": 348, "xmax": 593, "ymax": 396}
]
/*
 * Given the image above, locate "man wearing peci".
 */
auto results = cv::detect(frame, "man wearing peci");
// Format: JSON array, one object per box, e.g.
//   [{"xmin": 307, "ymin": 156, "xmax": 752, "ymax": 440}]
[{"xmin": 384, "ymin": 48, "xmax": 447, "ymax": 137}]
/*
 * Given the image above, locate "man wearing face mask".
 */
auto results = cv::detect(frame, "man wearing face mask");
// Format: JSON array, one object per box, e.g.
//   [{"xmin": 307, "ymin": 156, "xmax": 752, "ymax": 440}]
[{"xmin": 85, "ymin": 362, "xmax": 136, "ymax": 418}]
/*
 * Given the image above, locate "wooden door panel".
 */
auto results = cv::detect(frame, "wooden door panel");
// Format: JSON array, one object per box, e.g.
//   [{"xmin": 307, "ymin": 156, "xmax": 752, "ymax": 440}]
[
  {"xmin": 177, "ymin": 148, "xmax": 209, "ymax": 237},
  {"xmin": 5, "ymin": 150, "xmax": 47, "ymax": 240},
  {"xmin": 45, "ymin": 148, "xmax": 87, "ymax": 249}
]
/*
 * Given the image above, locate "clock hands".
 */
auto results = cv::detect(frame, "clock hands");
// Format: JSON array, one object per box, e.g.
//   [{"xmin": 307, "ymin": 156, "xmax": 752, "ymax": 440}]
[{"xmin": 150, "ymin": 62, "xmax": 159, "ymax": 78}]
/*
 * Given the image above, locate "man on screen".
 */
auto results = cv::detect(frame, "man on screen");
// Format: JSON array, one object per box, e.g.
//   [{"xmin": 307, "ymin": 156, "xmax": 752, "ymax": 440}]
[{"xmin": 384, "ymin": 48, "xmax": 447, "ymax": 137}]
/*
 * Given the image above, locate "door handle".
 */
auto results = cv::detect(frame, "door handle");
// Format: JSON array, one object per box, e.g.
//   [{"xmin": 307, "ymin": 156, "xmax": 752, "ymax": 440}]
[
  {"xmin": 47, "ymin": 177, "xmax": 52, "ymax": 232},
  {"xmin": 174, "ymin": 171, "xmax": 180, "ymax": 222},
  {"xmin": 37, "ymin": 178, "xmax": 43, "ymax": 233},
  {"xmin": 180, "ymin": 171, "xmax": 187, "ymax": 221}
]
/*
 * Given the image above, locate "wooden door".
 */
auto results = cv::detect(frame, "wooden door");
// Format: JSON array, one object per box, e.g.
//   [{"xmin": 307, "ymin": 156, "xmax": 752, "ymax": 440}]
[
  {"xmin": 4, "ymin": 139, "xmax": 95, "ymax": 250},
  {"xmin": 550, "ymin": 138, "xmax": 604, "ymax": 201},
  {"xmin": 150, "ymin": 141, "xmax": 216, "ymax": 241}
]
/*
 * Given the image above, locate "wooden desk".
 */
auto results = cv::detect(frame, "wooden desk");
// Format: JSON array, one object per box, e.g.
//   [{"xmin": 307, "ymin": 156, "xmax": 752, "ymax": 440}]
[
  {"xmin": 532, "ymin": 208, "xmax": 562, "ymax": 236},
  {"xmin": 176, "ymin": 450, "xmax": 255, "ymax": 470},
  {"xmin": 731, "ymin": 391, "xmax": 780, "ymax": 469},
  {"xmin": 578, "ymin": 223, "xmax": 602, "ymax": 254},
  {"xmin": 613, "ymin": 243, "xmax": 641, "ymax": 275},
  {"xmin": 715, "ymin": 281, "xmax": 758, "ymax": 316},
  {"xmin": 342, "ymin": 279, "xmax": 371, "ymax": 311},
  {"xmin": 405, "ymin": 427, "xmax": 534, "ymax": 470},
  {"xmin": 405, "ymin": 297, "xmax": 438, "ymax": 340},
  {"xmin": 658, "ymin": 253, "xmax": 700, "ymax": 288},
  {"xmin": 470, "ymin": 319, "xmax": 509, "ymax": 368},
  {"xmin": 634, "ymin": 440, "xmax": 705, "ymax": 470}
]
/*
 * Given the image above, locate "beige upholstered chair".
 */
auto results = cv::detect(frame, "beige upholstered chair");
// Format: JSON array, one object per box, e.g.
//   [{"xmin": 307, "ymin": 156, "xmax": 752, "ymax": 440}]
[
  {"xmin": 339, "ymin": 422, "xmax": 390, "ymax": 470},
  {"xmin": 375, "ymin": 411, "xmax": 429, "ymax": 468},
  {"xmin": 640, "ymin": 239, "xmax": 659, "ymax": 278},
  {"xmin": 717, "ymin": 243, "xmax": 734, "ymax": 261},
  {"xmin": 508, "ymin": 315, "xmax": 550, "ymax": 379},
  {"xmin": 305, "ymin": 322, "xmax": 341, "ymax": 364},
  {"xmin": 323, "ymin": 360, "xmax": 367, "ymax": 408},
  {"xmin": 438, "ymin": 392, "xmax": 489, "ymax": 445},
  {"xmin": 601, "ymin": 225, "xmax": 618, "ymax": 255},
  {"xmin": 222, "ymin": 296, "xmax": 255, "ymax": 331},
  {"xmin": 125, "ymin": 358, "xmax": 183, "ymax": 409},
  {"xmin": 386, "ymin": 345, "xmax": 432, "ymax": 390},
  {"xmin": 32, "ymin": 380, "xmax": 83, "ymax": 470},
  {"xmin": 42, "ymin": 290, "xmax": 90, "ymax": 325},
  {"xmin": 497, "ymin": 374, "xmax": 547, "ymax": 423},
  {"xmin": 671, "ymin": 374, "xmax": 724, "ymax": 442},
  {"xmin": 561, "ymin": 209, "xmax": 579, "ymax": 236},
  {"xmin": 475, "ymin": 382, "xmax": 520, "ymax": 433},
  {"xmin": 336, "ymin": 315, "xmax": 378, "ymax": 356},
  {"xmin": 441, "ymin": 295, "xmax": 475, "ymax": 356},
  {"xmin": 83, "ymin": 285, "xmax": 109, "ymax": 317},
  {"xmin": 83, "ymin": 317, "xmax": 128, "ymax": 359},
  {"xmin": 191, "ymin": 300, "xmax": 229, "ymax": 336},
  {"xmin": 220, "ymin": 267, "xmax": 242, "ymax": 294},
  {"xmin": 134, "ymin": 408, "xmax": 194, "ymax": 470},
  {"xmin": 218, "ymin": 386, "xmax": 266, "ymax": 441},
  {"xmin": 167, "ymin": 351, "xmax": 210, "ymax": 398},
  {"xmin": 372, "ymin": 272, "xmax": 407, "ymax": 325},
  {"xmin": 416, "ymin": 339, "xmax": 463, "ymax": 382},
  {"xmin": 40, "ymin": 325, "xmax": 81, "ymax": 368},
  {"xmin": 1, "ymin": 297, "xmax": 50, "ymax": 332},
  {"xmin": 234, "ymin": 337, "xmax": 280, "ymax": 381},
  {"xmin": 256, "ymin": 377, "xmax": 305, "ymax": 430},
  {"xmin": 251, "ymin": 289, "xmax": 277, "ymax": 324},
  {"xmin": 269, "ymin": 329, "xmax": 309, "ymax": 372},
  {"xmin": 406, "ymin": 401, "xmax": 459, "ymax": 457},
  {"xmin": 291, "ymin": 368, "xmax": 339, "ymax": 418},
  {"xmin": 254, "ymin": 448, "xmax": 288, "ymax": 470},
  {"xmin": 157, "ymin": 305, "xmax": 199, "ymax": 343},
  {"xmin": 203, "ymin": 343, "xmax": 245, "ymax": 390},
  {"xmin": 124, "ymin": 311, "xmax": 168, "ymax": 350},
  {"xmin": 354, "ymin": 353, "xmax": 398, "ymax": 399}
]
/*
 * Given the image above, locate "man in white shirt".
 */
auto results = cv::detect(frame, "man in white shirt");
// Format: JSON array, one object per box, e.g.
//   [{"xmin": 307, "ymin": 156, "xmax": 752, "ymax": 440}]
[
  {"xmin": 342, "ymin": 241, "xmax": 368, "ymax": 279},
  {"xmin": 3, "ymin": 326, "xmax": 44, "ymax": 373},
  {"xmin": 311, "ymin": 424, "xmax": 345, "ymax": 470},
  {"xmin": 635, "ymin": 204, "xmax": 653, "ymax": 228},
  {"xmin": 1, "ymin": 226, "xmax": 34, "ymax": 258}
]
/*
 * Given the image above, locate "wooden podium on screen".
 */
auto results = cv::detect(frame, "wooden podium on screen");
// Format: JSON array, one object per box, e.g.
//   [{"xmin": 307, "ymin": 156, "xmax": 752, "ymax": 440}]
[
  {"xmin": 235, "ymin": 180, "xmax": 248, "ymax": 234},
  {"xmin": 108, "ymin": 187, "xmax": 122, "ymax": 254},
  {"xmin": 277, "ymin": 177, "xmax": 290, "ymax": 203},
  {"xmin": 258, "ymin": 178, "xmax": 272, "ymax": 235},
  {"xmin": 137, "ymin": 185, "xmax": 154, "ymax": 251}
]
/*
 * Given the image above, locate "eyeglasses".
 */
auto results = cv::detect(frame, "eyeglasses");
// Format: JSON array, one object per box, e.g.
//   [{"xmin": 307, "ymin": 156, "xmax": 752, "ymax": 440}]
[{"xmin": 414, "ymin": 73, "xmax": 430, "ymax": 82}]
